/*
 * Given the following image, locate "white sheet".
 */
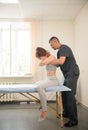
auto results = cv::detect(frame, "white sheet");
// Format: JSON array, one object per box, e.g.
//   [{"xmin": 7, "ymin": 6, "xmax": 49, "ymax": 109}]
[{"xmin": 0, "ymin": 84, "xmax": 71, "ymax": 93}]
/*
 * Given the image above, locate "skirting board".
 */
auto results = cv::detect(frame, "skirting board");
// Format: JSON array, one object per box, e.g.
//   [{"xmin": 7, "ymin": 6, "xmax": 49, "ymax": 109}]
[{"xmin": 78, "ymin": 102, "xmax": 88, "ymax": 111}]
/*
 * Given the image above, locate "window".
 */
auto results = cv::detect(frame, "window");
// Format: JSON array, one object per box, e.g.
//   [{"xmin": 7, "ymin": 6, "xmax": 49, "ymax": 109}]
[{"xmin": 0, "ymin": 21, "xmax": 32, "ymax": 77}]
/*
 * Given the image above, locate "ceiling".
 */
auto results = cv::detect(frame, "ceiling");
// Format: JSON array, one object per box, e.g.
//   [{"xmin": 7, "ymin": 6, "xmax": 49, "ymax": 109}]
[{"xmin": 0, "ymin": 0, "xmax": 88, "ymax": 20}]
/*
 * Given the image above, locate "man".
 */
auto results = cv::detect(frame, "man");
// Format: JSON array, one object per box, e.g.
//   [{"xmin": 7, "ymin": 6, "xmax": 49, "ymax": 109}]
[{"xmin": 49, "ymin": 36, "xmax": 80, "ymax": 127}]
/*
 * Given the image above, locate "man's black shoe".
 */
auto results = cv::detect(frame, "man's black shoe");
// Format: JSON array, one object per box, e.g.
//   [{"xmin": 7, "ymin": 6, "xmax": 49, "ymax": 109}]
[{"xmin": 64, "ymin": 120, "xmax": 78, "ymax": 127}]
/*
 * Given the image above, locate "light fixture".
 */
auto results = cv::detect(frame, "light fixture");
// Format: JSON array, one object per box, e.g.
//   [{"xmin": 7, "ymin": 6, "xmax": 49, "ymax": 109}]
[{"xmin": 0, "ymin": 0, "xmax": 19, "ymax": 4}]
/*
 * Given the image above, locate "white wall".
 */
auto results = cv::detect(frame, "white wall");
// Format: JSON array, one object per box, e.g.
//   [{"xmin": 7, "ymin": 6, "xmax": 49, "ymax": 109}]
[
  {"xmin": 74, "ymin": 2, "xmax": 88, "ymax": 107},
  {"xmin": 0, "ymin": 20, "xmax": 74, "ymax": 100},
  {"xmin": 33, "ymin": 20, "xmax": 74, "ymax": 83},
  {"xmin": 0, "ymin": 20, "xmax": 74, "ymax": 84},
  {"xmin": 0, "ymin": 2, "xmax": 88, "ymax": 106}
]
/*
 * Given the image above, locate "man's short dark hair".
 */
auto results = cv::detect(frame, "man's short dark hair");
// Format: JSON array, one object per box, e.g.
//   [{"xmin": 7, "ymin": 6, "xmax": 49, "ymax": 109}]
[{"xmin": 49, "ymin": 36, "xmax": 60, "ymax": 43}]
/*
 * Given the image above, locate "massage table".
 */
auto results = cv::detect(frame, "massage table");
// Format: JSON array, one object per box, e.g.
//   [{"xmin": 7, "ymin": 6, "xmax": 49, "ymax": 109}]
[{"xmin": 0, "ymin": 84, "xmax": 71, "ymax": 127}]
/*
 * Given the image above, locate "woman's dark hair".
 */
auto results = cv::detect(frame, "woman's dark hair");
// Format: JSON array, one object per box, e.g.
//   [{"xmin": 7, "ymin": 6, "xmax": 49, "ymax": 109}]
[{"xmin": 36, "ymin": 47, "xmax": 49, "ymax": 58}]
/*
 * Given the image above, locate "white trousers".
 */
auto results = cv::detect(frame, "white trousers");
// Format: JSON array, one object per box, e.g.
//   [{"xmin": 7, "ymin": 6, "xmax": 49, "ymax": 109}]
[{"xmin": 35, "ymin": 76, "xmax": 59, "ymax": 111}]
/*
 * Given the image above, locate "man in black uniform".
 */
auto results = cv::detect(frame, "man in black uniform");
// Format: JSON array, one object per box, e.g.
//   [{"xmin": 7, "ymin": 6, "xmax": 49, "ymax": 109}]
[{"xmin": 49, "ymin": 36, "xmax": 80, "ymax": 127}]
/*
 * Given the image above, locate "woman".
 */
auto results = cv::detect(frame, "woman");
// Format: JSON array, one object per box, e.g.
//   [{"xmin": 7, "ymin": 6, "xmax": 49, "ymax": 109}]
[{"xmin": 35, "ymin": 47, "xmax": 59, "ymax": 121}]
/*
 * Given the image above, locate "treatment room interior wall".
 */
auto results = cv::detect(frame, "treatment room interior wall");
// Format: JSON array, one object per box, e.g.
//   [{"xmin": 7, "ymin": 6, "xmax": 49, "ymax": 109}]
[
  {"xmin": 74, "ymin": 1, "xmax": 88, "ymax": 107},
  {"xmin": 33, "ymin": 20, "xmax": 74, "ymax": 84},
  {"xmin": 0, "ymin": 20, "xmax": 74, "ymax": 100},
  {"xmin": 0, "ymin": 2, "xmax": 88, "ymax": 105},
  {"xmin": 0, "ymin": 20, "xmax": 74, "ymax": 84}
]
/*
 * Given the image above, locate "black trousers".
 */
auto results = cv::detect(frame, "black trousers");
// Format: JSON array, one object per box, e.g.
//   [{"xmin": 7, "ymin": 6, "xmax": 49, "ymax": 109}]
[{"xmin": 62, "ymin": 71, "xmax": 79, "ymax": 121}]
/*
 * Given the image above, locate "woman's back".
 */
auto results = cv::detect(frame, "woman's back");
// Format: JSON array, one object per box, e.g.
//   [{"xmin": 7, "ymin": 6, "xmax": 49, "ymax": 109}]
[
  {"xmin": 46, "ymin": 64, "xmax": 56, "ymax": 76},
  {"xmin": 46, "ymin": 64, "xmax": 56, "ymax": 71}
]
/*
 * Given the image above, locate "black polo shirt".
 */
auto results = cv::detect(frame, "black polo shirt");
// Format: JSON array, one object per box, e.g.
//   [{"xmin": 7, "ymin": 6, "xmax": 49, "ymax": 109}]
[{"xmin": 57, "ymin": 44, "xmax": 79, "ymax": 76}]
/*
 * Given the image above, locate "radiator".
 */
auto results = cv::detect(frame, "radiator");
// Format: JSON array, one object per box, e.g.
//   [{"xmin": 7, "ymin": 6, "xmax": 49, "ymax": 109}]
[{"xmin": 0, "ymin": 82, "xmax": 14, "ymax": 102}]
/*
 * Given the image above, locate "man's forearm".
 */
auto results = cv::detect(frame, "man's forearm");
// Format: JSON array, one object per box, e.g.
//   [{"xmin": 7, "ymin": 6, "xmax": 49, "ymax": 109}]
[
  {"xmin": 51, "ymin": 59, "xmax": 60, "ymax": 65},
  {"xmin": 51, "ymin": 56, "xmax": 66, "ymax": 65}
]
